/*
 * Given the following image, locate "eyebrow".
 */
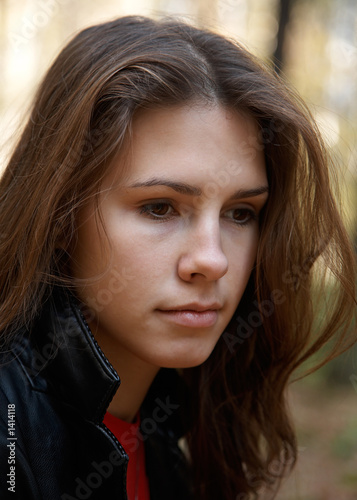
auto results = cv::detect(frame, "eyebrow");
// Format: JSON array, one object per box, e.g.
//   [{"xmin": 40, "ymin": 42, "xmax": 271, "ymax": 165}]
[
  {"xmin": 229, "ymin": 185, "xmax": 269, "ymax": 200},
  {"xmin": 129, "ymin": 178, "xmax": 201, "ymax": 196},
  {"xmin": 128, "ymin": 177, "xmax": 269, "ymax": 199}
]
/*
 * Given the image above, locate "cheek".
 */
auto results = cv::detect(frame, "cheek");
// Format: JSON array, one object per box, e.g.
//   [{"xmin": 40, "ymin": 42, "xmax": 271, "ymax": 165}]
[
  {"xmin": 83, "ymin": 239, "xmax": 169, "ymax": 311},
  {"xmin": 109, "ymin": 225, "xmax": 176, "ymax": 276},
  {"xmin": 227, "ymin": 231, "xmax": 259, "ymax": 291}
]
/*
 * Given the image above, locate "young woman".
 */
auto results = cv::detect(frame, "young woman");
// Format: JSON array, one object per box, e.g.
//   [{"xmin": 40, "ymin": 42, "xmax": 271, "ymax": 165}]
[{"xmin": 0, "ymin": 15, "xmax": 355, "ymax": 500}]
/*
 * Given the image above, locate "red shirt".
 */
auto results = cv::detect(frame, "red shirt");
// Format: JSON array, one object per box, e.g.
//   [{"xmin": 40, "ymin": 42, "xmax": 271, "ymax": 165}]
[{"xmin": 104, "ymin": 412, "xmax": 150, "ymax": 500}]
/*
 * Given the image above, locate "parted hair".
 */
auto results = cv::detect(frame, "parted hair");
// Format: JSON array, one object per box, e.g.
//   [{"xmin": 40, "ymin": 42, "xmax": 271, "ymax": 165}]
[{"xmin": 0, "ymin": 15, "xmax": 355, "ymax": 500}]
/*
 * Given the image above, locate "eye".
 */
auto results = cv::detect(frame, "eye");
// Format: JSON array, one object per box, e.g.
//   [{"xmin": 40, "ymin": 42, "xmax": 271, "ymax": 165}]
[
  {"xmin": 139, "ymin": 202, "xmax": 175, "ymax": 219},
  {"xmin": 224, "ymin": 208, "xmax": 257, "ymax": 226}
]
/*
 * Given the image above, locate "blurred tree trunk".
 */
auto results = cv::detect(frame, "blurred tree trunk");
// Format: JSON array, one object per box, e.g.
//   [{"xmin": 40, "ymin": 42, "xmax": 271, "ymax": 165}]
[{"xmin": 273, "ymin": 0, "xmax": 294, "ymax": 73}]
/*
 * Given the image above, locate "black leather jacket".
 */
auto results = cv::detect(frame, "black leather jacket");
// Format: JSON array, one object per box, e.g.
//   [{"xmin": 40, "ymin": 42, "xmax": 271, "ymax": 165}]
[{"xmin": 0, "ymin": 287, "xmax": 192, "ymax": 499}]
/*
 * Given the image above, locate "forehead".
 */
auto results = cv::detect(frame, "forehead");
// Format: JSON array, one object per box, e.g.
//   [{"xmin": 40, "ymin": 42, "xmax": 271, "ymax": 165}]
[{"xmin": 107, "ymin": 103, "xmax": 266, "ymax": 190}]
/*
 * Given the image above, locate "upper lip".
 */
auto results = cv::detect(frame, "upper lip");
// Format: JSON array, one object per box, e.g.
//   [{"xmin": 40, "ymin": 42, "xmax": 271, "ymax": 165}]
[{"xmin": 160, "ymin": 302, "xmax": 222, "ymax": 312}]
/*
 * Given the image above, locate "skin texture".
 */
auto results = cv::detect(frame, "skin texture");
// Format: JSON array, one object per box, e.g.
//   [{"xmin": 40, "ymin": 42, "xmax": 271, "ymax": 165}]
[{"xmin": 71, "ymin": 104, "xmax": 268, "ymax": 421}]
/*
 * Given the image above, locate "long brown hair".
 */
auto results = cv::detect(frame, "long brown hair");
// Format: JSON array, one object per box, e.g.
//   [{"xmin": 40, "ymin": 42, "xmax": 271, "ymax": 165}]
[{"xmin": 0, "ymin": 16, "xmax": 355, "ymax": 499}]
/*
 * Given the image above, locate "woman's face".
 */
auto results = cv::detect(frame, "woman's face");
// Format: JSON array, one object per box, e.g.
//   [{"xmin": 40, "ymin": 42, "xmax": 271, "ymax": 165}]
[{"xmin": 71, "ymin": 104, "xmax": 268, "ymax": 369}]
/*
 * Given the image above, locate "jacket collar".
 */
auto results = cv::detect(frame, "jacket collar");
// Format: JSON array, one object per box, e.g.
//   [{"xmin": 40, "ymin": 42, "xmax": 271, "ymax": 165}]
[
  {"xmin": 21, "ymin": 286, "xmax": 120, "ymax": 424},
  {"xmin": 18, "ymin": 286, "xmax": 186, "ymax": 439}
]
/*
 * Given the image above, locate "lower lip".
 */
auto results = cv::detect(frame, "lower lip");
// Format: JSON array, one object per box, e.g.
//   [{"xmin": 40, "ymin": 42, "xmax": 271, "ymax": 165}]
[{"xmin": 157, "ymin": 310, "xmax": 218, "ymax": 328}]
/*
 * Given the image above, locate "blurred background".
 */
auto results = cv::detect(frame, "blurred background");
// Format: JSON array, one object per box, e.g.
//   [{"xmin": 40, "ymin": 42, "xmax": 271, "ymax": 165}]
[{"xmin": 0, "ymin": 0, "xmax": 356, "ymax": 498}]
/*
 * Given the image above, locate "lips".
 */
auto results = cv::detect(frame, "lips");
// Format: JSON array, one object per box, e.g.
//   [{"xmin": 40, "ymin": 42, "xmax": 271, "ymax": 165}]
[
  {"xmin": 157, "ymin": 303, "xmax": 221, "ymax": 328},
  {"xmin": 161, "ymin": 302, "xmax": 222, "ymax": 312}
]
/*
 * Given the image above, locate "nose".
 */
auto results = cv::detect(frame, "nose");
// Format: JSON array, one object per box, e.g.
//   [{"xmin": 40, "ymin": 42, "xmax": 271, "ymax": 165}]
[{"xmin": 177, "ymin": 218, "xmax": 229, "ymax": 282}]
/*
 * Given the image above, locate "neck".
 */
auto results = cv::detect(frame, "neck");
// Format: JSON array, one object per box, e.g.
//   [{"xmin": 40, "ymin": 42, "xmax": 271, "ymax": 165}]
[
  {"xmin": 108, "ymin": 355, "xmax": 159, "ymax": 423},
  {"xmin": 91, "ymin": 326, "xmax": 160, "ymax": 422}
]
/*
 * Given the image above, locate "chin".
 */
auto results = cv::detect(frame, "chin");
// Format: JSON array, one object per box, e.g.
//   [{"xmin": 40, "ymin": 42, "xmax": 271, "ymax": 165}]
[{"xmin": 157, "ymin": 346, "xmax": 215, "ymax": 369}]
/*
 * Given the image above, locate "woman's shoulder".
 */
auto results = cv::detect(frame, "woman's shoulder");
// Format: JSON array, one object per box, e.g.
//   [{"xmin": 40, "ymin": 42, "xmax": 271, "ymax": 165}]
[
  {"xmin": 0, "ymin": 328, "xmax": 47, "ymax": 408},
  {"xmin": 0, "ymin": 296, "xmax": 126, "ymax": 499},
  {"xmin": 0, "ymin": 326, "xmax": 65, "ymax": 445}
]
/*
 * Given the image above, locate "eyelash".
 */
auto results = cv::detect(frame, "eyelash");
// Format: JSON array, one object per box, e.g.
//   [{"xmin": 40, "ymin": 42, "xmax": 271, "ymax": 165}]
[{"xmin": 138, "ymin": 202, "xmax": 258, "ymax": 227}]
